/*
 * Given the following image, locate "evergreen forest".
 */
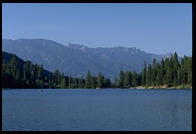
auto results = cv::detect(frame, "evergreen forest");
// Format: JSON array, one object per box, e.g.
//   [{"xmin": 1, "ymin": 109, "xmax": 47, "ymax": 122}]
[{"xmin": 2, "ymin": 51, "xmax": 192, "ymax": 89}]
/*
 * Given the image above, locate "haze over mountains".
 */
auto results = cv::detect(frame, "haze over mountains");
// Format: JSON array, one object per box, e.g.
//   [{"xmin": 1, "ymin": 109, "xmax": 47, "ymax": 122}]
[{"xmin": 2, "ymin": 38, "xmax": 172, "ymax": 80}]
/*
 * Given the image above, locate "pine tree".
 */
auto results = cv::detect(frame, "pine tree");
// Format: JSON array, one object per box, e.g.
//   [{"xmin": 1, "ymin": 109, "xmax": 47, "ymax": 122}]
[
  {"xmin": 181, "ymin": 56, "xmax": 188, "ymax": 85},
  {"xmin": 68, "ymin": 77, "xmax": 74, "ymax": 88},
  {"xmin": 60, "ymin": 78, "xmax": 66, "ymax": 88},
  {"xmin": 142, "ymin": 61, "xmax": 147, "ymax": 86},
  {"xmin": 124, "ymin": 71, "xmax": 132, "ymax": 88},
  {"xmin": 38, "ymin": 65, "xmax": 43, "ymax": 80},
  {"xmin": 146, "ymin": 64, "xmax": 152, "ymax": 86},
  {"xmin": 104, "ymin": 78, "xmax": 111, "ymax": 88},
  {"xmin": 91, "ymin": 76, "xmax": 97, "ymax": 88},
  {"xmin": 187, "ymin": 57, "xmax": 192, "ymax": 85},
  {"xmin": 152, "ymin": 58, "xmax": 157, "ymax": 86},
  {"xmin": 163, "ymin": 58, "xmax": 170, "ymax": 85},
  {"xmin": 156, "ymin": 68, "xmax": 161, "ymax": 86},
  {"xmin": 177, "ymin": 68, "xmax": 182, "ymax": 85},
  {"xmin": 172, "ymin": 52, "xmax": 179, "ymax": 86},
  {"xmin": 78, "ymin": 77, "xmax": 85, "ymax": 88},
  {"xmin": 85, "ymin": 70, "xmax": 92, "ymax": 88},
  {"xmin": 114, "ymin": 77, "xmax": 119, "ymax": 88},
  {"xmin": 97, "ymin": 72, "xmax": 104, "ymax": 88},
  {"xmin": 137, "ymin": 73, "xmax": 142, "ymax": 86},
  {"xmin": 132, "ymin": 70, "xmax": 137, "ymax": 87},
  {"xmin": 166, "ymin": 65, "xmax": 172, "ymax": 86},
  {"xmin": 160, "ymin": 58, "xmax": 165, "ymax": 85},
  {"xmin": 119, "ymin": 69, "xmax": 124, "ymax": 88},
  {"xmin": 73, "ymin": 78, "xmax": 79, "ymax": 88},
  {"xmin": 54, "ymin": 69, "xmax": 61, "ymax": 87}
]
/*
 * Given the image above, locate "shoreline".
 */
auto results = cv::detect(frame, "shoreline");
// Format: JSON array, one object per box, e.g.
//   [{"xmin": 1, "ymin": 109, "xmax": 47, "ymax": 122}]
[
  {"xmin": 2, "ymin": 86, "xmax": 192, "ymax": 90},
  {"xmin": 135, "ymin": 85, "xmax": 192, "ymax": 90}
]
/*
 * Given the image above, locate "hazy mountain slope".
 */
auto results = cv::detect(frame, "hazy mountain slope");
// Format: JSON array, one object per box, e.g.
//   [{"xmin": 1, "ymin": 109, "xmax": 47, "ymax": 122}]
[{"xmin": 2, "ymin": 38, "xmax": 172, "ymax": 79}]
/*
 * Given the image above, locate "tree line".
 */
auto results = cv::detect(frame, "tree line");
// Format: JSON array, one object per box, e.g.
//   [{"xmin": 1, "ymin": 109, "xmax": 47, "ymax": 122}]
[
  {"xmin": 2, "ymin": 52, "xmax": 111, "ymax": 88},
  {"xmin": 116, "ymin": 52, "xmax": 192, "ymax": 88},
  {"xmin": 2, "ymin": 51, "xmax": 192, "ymax": 89}
]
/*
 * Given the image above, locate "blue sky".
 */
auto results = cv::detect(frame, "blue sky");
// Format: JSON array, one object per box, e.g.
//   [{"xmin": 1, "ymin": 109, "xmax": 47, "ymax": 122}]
[{"xmin": 2, "ymin": 3, "xmax": 192, "ymax": 56}]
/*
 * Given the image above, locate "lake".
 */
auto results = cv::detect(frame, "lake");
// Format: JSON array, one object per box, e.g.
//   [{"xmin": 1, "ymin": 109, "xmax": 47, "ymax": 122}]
[{"xmin": 2, "ymin": 89, "xmax": 192, "ymax": 131}]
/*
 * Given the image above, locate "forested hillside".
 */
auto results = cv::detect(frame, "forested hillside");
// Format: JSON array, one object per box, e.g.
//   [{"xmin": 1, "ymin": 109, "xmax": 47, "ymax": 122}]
[{"xmin": 2, "ymin": 51, "xmax": 191, "ymax": 89}]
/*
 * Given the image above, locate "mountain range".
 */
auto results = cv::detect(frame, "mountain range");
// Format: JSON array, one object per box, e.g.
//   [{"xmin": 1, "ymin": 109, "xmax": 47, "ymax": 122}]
[{"xmin": 2, "ymin": 38, "xmax": 172, "ymax": 80}]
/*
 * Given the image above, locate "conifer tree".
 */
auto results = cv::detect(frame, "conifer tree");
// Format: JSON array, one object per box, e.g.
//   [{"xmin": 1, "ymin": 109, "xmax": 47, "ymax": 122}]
[
  {"xmin": 104, "ymin": 78, "xmax": 111, "ymax": 88},
  {"xmin": 85, "ymin": 70, "xmax": 92, "ymax": 88},
  {"xmin": 60, "ymin": 78, "xmax": 66, "ymax": 88},
  {"xmin": 97, "ymin": 72, "xmax": 104, "ymax": 88},
  {"xmin": 142, "ymin": 61, "xmax": 147, "ymax": 86},
  {"xmin": 124, "ymin": 71, "xmax": 132, "ymax": 88},
  {"xmin": 91, "ymin": 76, "xmax": 97, "ymax": 88},
  {"xmin": 132, "ymin": 70, "xmax": 137, "ymax": 87},
  {"xmin": 119, "ymin": 69, "xmax": 124, "ymax": 88},
  {"xmin": 146, "ymin": 64, "xmax": 152, "ymax": 86}
]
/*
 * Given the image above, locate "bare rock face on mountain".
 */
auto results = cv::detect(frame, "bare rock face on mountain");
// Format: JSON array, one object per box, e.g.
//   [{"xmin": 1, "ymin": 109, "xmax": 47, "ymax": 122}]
[{"xmin": 2, "ymin": 38, "xmax": 172, "ymax": 79}]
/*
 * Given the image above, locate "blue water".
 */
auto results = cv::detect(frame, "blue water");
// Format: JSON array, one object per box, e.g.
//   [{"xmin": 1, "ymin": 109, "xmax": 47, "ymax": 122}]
[{"xmin": 2, "ymin": 89, "xmax": 192, "ymax": 131}]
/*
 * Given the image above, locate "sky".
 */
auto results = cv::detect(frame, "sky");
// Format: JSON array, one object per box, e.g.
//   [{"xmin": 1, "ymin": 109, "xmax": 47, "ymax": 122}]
[{"xmin": 2, "ymin": 3, "xmax": 192, "ymax": 57}]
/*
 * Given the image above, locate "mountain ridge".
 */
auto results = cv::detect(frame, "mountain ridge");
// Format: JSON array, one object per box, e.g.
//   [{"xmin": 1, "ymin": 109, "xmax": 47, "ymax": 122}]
[
  {"xmin": 3, "ymin": 38, "xmax": 172, "ymax": 55},
  {"xmin": 2, "ymin": 38, "xmax": 173, "ymax": 80}
]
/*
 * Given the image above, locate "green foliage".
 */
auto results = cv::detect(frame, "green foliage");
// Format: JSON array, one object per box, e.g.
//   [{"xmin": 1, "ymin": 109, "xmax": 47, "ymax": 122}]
[
  {"xmin": 132, "ymin": 70, "xmax": 137, "ymax": 87},
  {"xmin": 119, "ymin": 69, "xmax": 124, "ymax": 88},
  {"xmin": 91, "ymin": 76, "xmax": 97, "ymax": 88},
  {"xmin": 141, "ymin": 52, "xmax": 192, "ymax": 88},
  {"xmin": 146, "ymin": 64, "xmax": 152, "ymax": 86},
  {"xmin": 60, "ymin": 78, "xmax": 66, "ymax": 88},
  {"xmin": 85, "ymin": 70, "xmax": 92, "ymax": 88},
  {"xmin": 104, "ymin": 78, "xmax": 111, "ymax": 88},
  {"xmin": 97, "ymin": 72, "xmax": 104, "ymax": 88},
  {"xmin": 2, "ymin": 51, "xmax": 192, "ymax": 89},
  {"xmin": 124, "ymin": 71, "xmax": 132, "ymax": 88},
  {"xmin": 141, "ymin": 61, "xmax": 147, "ymax": 86}
]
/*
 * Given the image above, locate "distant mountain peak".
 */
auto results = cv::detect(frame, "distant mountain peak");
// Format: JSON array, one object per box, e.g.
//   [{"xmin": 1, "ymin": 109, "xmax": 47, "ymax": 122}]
[
  {"xmin": 66, "ymin": 42, "xmax": 87, "ymax": 49},
  {"xmin": 66, "ymin": 42, "xmax": 72, "ymax": 47}
]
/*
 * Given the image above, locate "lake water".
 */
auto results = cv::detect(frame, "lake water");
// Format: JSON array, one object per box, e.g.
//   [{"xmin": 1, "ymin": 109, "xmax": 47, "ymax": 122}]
[{"xmin": 2, "ymin": 89, "xmax": 192, "ymax": 131}]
